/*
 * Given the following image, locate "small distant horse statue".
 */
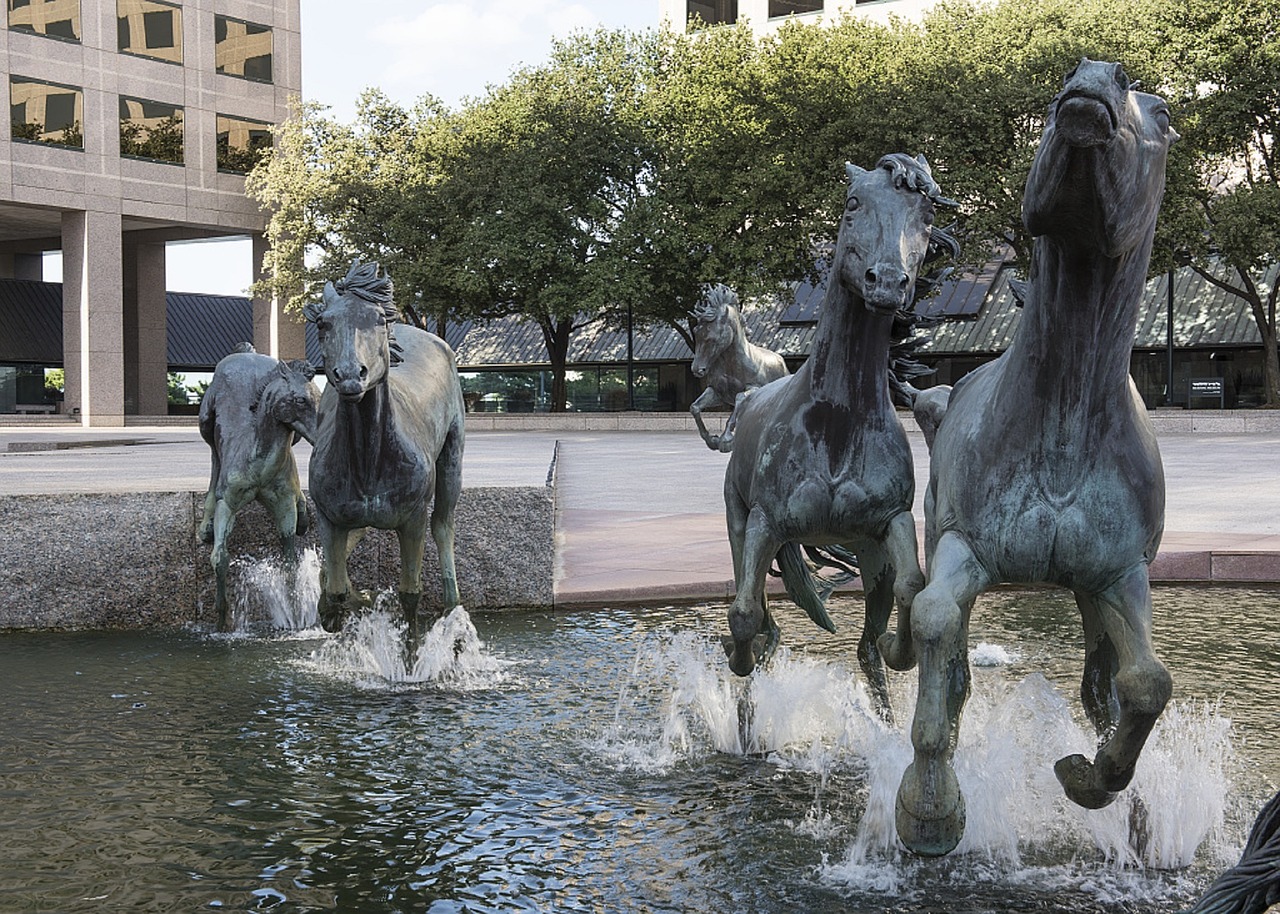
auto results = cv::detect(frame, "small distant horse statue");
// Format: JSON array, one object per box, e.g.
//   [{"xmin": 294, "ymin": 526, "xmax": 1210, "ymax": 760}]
[
  {"xmin": 305, "ymin": 261, "xmax": 466, "ymax": 649},
  {"xmin": 883, "ymin": 59, "xmax": 1179, "ymax": 856},
  {"xmin": 721, "ymin": 154, "xmax": 955, "ymax": 720},
  {"xmin": 689, "ymin": 284, "xmax": 789, "ymax": 452},
  {"xmin": 199, "ymin": 344, "xmax": 320, "ymax": 632}
]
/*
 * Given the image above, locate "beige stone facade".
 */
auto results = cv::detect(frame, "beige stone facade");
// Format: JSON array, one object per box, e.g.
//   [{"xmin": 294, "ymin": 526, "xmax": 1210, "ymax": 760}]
[{"xmin": 0, "ymin": 0, "xmax": 302, "ymax": 425}]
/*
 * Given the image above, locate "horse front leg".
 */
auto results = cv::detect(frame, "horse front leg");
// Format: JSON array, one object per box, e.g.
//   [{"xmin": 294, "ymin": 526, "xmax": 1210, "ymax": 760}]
[
  {"xmin": 1056, "ymin": 566, "xmax": 1172, "ymax": 809},
  {"xmin": 691, "ymin": 388, "xmax": 725, "ymax": 451},
  {"xmin": 209, "ymin": 497, "xmax": 236, "ymax": 632},
  {"xmin": 432, "ymin": 426, "xmax": 464, "ymax": 610},
  {"xmin": 725, "ymin": 505, "xmax": 781, "ymax": 676},
  {"xmin": 397, "ymin": 518, "xmax": 432, "ymax": 659},
  {"xmin": 315, "ymin": 512, "xmax": 354, "ymax": 633},
  {"xmin": 853, "ymin": 541, "xmax": 895, "ymax": 723},
  {"xmin": 896, "ymin": 531, "xmax": 986, "ymax": 857},
  {"xmin": 877, "ymin": 509, "xmax": 926, "ymax": 672}
]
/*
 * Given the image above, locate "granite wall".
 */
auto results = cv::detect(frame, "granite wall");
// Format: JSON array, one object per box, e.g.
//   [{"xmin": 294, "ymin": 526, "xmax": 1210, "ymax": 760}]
[{"xmin": 0, "ymin": 485, "xmax": 554, "ymax": 630}]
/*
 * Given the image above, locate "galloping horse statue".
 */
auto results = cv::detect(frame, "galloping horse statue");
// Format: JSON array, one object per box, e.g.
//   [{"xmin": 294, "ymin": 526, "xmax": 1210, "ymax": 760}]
[
  {"xmin": 199, "ymin": 345, "xmax": 320, "ymax": 631},
  {"xmin": 882, "ymin": 59, "xmax": 1179, "ymax": 856},
  {"xmin": 305, "ymin": 261, "xmax": 466, "ymax": 650},
  {"xmin": 689, "ymin": 284, "xmax": 789, "ymax": 452},
  {"xmin": 721, "ymin": 154, "xmax": 954, "ymax": 719}
]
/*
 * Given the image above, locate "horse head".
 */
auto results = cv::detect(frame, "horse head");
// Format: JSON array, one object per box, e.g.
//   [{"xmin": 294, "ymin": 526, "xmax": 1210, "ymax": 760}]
[
  {"xmin": 837, "ymin": 154, "xmax": 955, "ymax": 316},
  {"xmin": 1024, "ymin": 58, "xmax": 1178, "ymax": 257},
  {"xmin": 263, "ymin": 359, "xmax": 320, "ymax": 445},
  {"xmin": 304, "ymin": 261, "xmax": 401, "ymax": 403},
  {"xmin": 690, "ymin": 284, "xmax": 741, "ymax": 379}
]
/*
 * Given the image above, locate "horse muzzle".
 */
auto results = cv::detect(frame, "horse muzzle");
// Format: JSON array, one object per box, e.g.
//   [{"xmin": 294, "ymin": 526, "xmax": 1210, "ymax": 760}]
[
  {"xmin": 335, "ymin": 379, "xmax": 366, "ymax": 402},
  {"xmin": 862, "ymin": 265, "xmax": 910, "ymax": 314},
  {"xmin": 1054, "ymin": 59, "xmax": 1127, "ymax": 148}
]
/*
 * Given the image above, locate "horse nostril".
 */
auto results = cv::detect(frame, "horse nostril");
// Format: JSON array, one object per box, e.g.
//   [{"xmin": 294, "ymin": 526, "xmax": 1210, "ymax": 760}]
[
  {"xmin": 898, "ymin": 274, "xmax": 910, "ymax": 292},
  {"xmin": 359, "ymin": 366, "xmax": 368, "ymax": 380},
  {"xmin": 865, "ymin": 269, "xmax": 878, "ymax": 286}
]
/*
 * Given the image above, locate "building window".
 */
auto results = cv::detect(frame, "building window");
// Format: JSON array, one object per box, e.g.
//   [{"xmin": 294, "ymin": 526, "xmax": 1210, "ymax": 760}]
[
  {"xmin": 10, "ymin": 76, "xmax": 83, "ymax": 148},
  {"xmin": 8, "ymin": 0, "xmax": 80, "ymax": 42},
  {"xmin": 216, "ymin": 114, "xmax": 272, "ymax": 174},
  {"xmin": 119, "ymin": 96, "xmax": 183, "ymax": 164},
  {"xmin": 215, "ymin": 15, "xmax": 273, "ymax": 83},
  {"xmin": 769, "ymin": 0, "xmax": 823, "ymax": 16},
  {"xmin": 117, "ymin": 0, "xmax": 181, "ymax": 64},
  {"xmin": 687, "ymin": 0, "xmax": 736, "ymax": 25}
]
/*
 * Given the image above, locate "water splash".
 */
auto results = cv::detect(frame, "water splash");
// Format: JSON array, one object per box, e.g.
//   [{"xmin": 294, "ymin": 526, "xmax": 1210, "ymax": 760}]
[
  {"xmin": 595, "ymin": 627, "xmax": 1239, "ymax": 903},
  {"xmin": 229, "ymin": 548, "xmax": 321, "ymax": 631},
  {"xmin": 304, "ymin": 599, "xmax": 511, "ymax": 690}
]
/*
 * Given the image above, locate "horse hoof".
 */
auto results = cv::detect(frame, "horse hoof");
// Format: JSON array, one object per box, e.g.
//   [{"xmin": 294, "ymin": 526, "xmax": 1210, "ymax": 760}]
[
  {"xmin": 717, "ymin": 436, "xmax": 733, "ymax": 453},
  {"xmin": 706, "ymin": 435, "xmax": 722, "ymax": 451},
  {"xmin": 723, "ymin": 636, "xmax": 756, "ymax": 676},
  {"xmin": 198, "ymin": 522, "xmax": 214, "ymax": 545},
  {"xmin": 1055, "ymin": 754, "xmax": 1119, "ymax": 809},
  {"xmin": 896, "ymin": 760, "xmax": 965, "ymax": 857},
  {"xmin": 878, "ymin": 631, "xmax": 916, "ymax": 671}
]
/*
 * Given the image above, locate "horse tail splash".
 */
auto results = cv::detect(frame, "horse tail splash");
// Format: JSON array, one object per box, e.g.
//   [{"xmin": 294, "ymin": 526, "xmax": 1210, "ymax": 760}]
[{"xmin": 776, "ymin": 543, "xmax": 860, "ymax": 634}]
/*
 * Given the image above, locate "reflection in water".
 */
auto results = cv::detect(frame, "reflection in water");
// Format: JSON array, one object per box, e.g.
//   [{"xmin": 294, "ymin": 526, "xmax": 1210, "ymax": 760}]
[{"xmin": 0, "ymin": 587, "xmax": 1275, "ymax": 913}]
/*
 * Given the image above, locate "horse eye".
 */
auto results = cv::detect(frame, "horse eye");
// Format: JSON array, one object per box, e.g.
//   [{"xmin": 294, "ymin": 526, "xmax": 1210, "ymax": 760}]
[
  {"xmin": 923, "ymin": 210, "xmax": 935, "ymax": 227},
  {"xmin": 845, "ymin": 195, "xmax": 860, "ymax": 213}
]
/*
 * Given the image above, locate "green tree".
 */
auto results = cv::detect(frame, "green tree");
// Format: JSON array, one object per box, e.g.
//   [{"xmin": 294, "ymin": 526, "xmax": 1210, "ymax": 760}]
[
  {"xmin": 447, "ymin": 30, "xmax": 654, "ymax": 410},
  {"xmin": 1152, "ymin": 0, "xmax": 1280, "ymax": 406}
]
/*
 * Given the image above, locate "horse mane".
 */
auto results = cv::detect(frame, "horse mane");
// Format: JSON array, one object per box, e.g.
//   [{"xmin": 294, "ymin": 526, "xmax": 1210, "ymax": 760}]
[
  {"xmin": 873, "ymin": 153, "xmax": 959, "ymax": 208},
  {"xmin": 334, "ymin": 260, "xmax": 398, "ymax": 324},
  {"xmin": 691, "ymin": 283, "xmax": 741, "ymax": 323}
]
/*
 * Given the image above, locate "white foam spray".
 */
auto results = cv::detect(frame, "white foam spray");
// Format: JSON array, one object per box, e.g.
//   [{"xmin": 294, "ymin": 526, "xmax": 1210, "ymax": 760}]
[
  {"xmin": 595, "ymin": 628, "xmax": 1240, "ymax": 903},
  {"xmin": 229, "ymin": 547, "xmax": 321, "ymax": 631},
  {"xmin": 303, "ymin": 597, "xmax": 510, "ymax": 690}
]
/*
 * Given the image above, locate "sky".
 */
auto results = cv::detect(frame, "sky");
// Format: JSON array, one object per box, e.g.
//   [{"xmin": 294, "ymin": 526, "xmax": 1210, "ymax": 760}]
[{"xmin": 150, "ymin": 1, "xmax": 663, "ymax": 296}]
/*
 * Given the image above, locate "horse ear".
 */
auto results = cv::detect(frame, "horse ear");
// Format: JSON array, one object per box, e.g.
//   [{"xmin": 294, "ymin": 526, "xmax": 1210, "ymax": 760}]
[
  {"xmin": 285, "ymin": 358, "xmax": 316, "ymax": 380},
  {"xmin": 915, "ymin": 153, "xmax": 933, "ymax": 176},
  {"xmin": 845, "ymin": 161, "xmax": 868, "ymax": 182}
]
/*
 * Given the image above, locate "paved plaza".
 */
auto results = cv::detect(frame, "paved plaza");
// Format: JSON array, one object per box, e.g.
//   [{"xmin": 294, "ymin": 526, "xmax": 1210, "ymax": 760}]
[{"xmin": 1, "ymin": 421, "xmax": 1278, "ymax": 606}]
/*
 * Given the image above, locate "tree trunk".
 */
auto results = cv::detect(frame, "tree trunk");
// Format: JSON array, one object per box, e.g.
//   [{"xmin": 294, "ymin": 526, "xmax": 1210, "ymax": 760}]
[
  {"xmin": 1195, "ymin": 264, "xmax": 1280, "ymax": 407},
  {"xmin": 1261, "ymin": 322, "xmax": 1280, "ymax": 408},
  {"xmin": 538, "ymin": 316, "xmax": 573, "ymax": 413}
]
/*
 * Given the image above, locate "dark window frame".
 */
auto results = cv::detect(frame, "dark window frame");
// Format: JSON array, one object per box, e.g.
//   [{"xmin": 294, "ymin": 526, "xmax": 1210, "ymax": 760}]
[
  {"xmin": 9, "ymin": 74, "xmax": 84, "ymax": 150},
  {"xmin": 214, "ymin": 13, "xmax": 274, "ymax": 84},
  {"xmin": 686, "ymin": 0, "xmax": 737, "ymax": 26},
  {"xmin": 767, "ymin": 0, "xmax": 823, "ymax": 18},
  {"xmin": 116, "ymin": 0, "xmax": 182, "ymax": 65},
  {"xmin": 118, "ymin": 94, "xmax": 184, "ymax": 166},
  {"xmin": 7, "ymin": 0, "xmax": 81, "ymax": 44},
  {"xmin": 215, "ymin": 112, "xmax": 273, "ymax": 175}
]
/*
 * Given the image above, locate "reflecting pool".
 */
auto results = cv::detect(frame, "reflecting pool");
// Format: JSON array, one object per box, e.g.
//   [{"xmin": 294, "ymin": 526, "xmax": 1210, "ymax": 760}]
[{"xmin": 1, "ymin": 586, "xmax": 1276, "ymax": 913}]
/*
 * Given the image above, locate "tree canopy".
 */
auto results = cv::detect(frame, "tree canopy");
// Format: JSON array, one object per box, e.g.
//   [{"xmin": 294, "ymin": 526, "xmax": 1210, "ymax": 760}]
[{"xmin": 248, "ymin": 0, "xmax": 1280, "ymax": 408}]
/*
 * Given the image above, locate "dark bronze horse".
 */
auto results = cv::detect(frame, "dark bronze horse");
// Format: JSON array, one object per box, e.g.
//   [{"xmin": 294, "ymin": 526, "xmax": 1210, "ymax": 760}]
[
  {"xmin": 305, "ymin": 261, "xmax": 466, "ymax": 648},
  {"xmin": 883, "ymin": 60, "xmax": 1179, "ymax": 856},
  {"xmin": 199, "ymin": 346, "xmax": 319, "ymax": 631},
  {"xmin": 721, "ymin": 154, "xmax": 954, "ymax": 720},
  {"xmin": 689, "ymin": 284, "xmax": 790, "ymax": 452}
]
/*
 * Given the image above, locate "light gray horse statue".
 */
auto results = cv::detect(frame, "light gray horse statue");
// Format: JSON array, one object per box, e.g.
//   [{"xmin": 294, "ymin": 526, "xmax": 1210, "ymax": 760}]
[
  {"xmin": 199, "ymin": 345, "xmax": 320, "ymax": 632},
  {"xmin": 882, "ymin": 59, "xmax": 1179, "ymax": 856},
  {"xmin": 689, "ymin": 284, "xmax": 790, "ymax": 452},
  {"xmin": 721, "ymin": 154, "xmax": 956, "ymax": 720},
  {"xmin": 304, "ymin": 261, "xmax": 466, "ymax": 652}
]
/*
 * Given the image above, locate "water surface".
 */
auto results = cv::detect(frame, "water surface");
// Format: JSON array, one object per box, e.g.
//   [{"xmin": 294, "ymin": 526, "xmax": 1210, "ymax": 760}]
[{"xmin": 0, "ymin": 585, "xmax": 1275, "ymax": 913}]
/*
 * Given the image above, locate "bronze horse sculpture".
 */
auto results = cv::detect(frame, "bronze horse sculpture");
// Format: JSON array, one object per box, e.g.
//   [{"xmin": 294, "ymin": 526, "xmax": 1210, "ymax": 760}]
[
  {"xmin": 721, "ymin": 154, "xmax": 955, "ymax": 719},
  {"xmin": 689, "ymin": 284, "xmax": 790, "ymax": 452},
  {"xmin": 305, "ymin": 261, "xmax": 466, "ymax": 650},
  {"xmin": 882, "ymin": 59, "xmax": 1179, "ymax": 856},
  {"xmin": 199, "ymin": 345, "xmax": 320, "ymax": 632}
]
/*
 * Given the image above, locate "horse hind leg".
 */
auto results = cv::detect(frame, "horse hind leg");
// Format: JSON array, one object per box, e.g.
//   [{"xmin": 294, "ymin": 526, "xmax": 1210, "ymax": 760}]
[
  {"xmin": 896, "ymin": 531, "xmax": 985, "ymax": 857},
  {"xmin": 1056, "ymin": 567, "xmax": 1172, "ymax": 810}
]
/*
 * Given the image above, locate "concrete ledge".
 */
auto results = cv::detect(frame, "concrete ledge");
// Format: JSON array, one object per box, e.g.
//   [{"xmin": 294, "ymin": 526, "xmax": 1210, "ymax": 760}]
[{"xmin": 0, "ymin": 485, "xmax": 553, "ymax": 631}]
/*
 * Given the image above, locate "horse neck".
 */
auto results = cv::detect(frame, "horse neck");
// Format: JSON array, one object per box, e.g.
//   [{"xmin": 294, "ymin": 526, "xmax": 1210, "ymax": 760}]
[
  {"xmin": 250, "ymin": 389, "xmax": 297, "ymax": 460},
  {"xmin": 1003, "ymin": 232, "xmax": 1151, "ymax": 429},
  {"xmin": 804, "ymin": 280, "xmax": 892, "ymax": 415},
  {"xmin": 328, "ymin": 379, "xmax": 396, "ymax": 476}
]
